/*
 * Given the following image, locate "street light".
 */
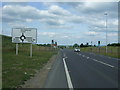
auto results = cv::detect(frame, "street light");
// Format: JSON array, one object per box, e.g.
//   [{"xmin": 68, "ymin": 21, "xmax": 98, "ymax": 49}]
[{"xmin": 104, "ymin": 12, "xmax": 108, "ymax": 53}]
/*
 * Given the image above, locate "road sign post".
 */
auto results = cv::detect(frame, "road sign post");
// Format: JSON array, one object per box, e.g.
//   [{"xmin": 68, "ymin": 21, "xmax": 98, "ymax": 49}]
[
  {"xmin": 30, "ymin": 44, "xmax": 32, "ymax": 57},
  {"xmin": 16, "ymin": 43, "xmax": 18, "ymax": 55}
]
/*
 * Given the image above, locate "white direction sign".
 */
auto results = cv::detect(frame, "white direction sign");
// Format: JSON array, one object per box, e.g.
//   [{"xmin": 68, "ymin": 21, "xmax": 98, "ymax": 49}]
[{"xmin": 12, "ymin": 28, "xmax": 37, "ymax": 43}]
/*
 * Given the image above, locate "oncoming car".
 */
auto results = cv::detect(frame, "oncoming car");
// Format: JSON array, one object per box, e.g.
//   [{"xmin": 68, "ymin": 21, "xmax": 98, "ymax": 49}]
[{"xmin": 74, "ymin": 48, "xmax": 80, "ymax": 52}]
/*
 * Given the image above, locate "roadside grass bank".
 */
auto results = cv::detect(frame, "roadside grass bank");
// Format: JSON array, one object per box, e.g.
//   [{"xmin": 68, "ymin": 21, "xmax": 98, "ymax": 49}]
[
  {"xmin": 2, "ymin": 35, "xmax": 58, "ymax": 88},
  {"xmin": 80, "ymin": 46, "xmax": 120, "ymax": 59}
]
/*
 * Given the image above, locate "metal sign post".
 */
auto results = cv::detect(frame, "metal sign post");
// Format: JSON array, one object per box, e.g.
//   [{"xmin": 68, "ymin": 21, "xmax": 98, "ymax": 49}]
[
  {"xmin": 30, "ymin": 44, "xmax": 32, "ymax": 57},
  {"xmin": 16, "ymin": 43, "xmax": 18, "ymax": 55}
]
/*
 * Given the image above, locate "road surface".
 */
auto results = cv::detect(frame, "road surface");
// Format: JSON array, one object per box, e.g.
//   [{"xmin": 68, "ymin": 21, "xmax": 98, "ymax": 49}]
[{"xmin": 44, "ymin": 49, "xmax": 119, "ymax": 88}]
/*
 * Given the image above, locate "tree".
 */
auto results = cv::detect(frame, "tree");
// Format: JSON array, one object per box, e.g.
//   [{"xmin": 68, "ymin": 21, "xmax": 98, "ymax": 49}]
[
  {"xmin": 86, "ymin": 42, "xmax": 89, "ymax": 46},
  {"xmin": 107, "ymin": 43, "xmax": 120, "ymax": 46},
  {"xmin": 46, "ymin": 44, "xmax": 51, "ymax": 47},
  {"xmin": 73, "ymin": 43, "xmax": 79, "ymax": 47},
  {"xmin": 80, "ymin": 43, "xmax": 84, "ymax": 47},
  {"xmin": 94, "ymin": 45, "xmax": 96, "ymax": 47}
]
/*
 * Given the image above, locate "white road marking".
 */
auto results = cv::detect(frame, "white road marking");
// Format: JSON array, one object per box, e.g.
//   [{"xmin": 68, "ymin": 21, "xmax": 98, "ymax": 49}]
[
  {"xmin": 63, "ymin": 58, "xmax": 74, "ymax": 89},
  {"xmin": 65, "ymin": 56, "xmax": 68, "ymax": 59},
  {"xmin": 80, "ymin": 54, "xmax": 115, "ymax": 68},
  {"xmin": 92, "ymin": 59, "xmax": 114, "ymax": 68},
  {"xmin": 63, "ymin": 53, "xmax": 66, "ymax": 57},
  {"xmin": 87, "ymin": 57, "xmax": 90, "ymax": 59},
  {"xmin": 82, "ymin": 55, "xmax": 85, "ymax": 57}
]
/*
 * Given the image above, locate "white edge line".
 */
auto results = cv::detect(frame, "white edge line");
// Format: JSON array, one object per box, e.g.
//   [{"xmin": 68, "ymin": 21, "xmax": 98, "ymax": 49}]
[{"xmin": 63, "ymin": 58, "xmax": 73, "ymax": 89}]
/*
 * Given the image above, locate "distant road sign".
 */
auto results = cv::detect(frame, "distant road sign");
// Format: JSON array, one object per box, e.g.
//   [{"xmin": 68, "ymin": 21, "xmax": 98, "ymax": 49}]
[{"xmin": 12, "ymin": 28, "xmax": 37, "ymax": 43}]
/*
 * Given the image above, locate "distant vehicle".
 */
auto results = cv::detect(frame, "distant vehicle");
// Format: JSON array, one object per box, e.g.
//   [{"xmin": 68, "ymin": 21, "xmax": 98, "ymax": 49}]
[{"xmin": 74, "ymin": 48, "xmax": 80, "ymax": 52}]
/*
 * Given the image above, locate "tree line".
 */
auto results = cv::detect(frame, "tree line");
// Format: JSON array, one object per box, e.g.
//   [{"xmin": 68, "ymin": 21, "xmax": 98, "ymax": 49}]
[
  {"xmin": 107, "ymin": 43, "xmax": 120, "ymax": 46},
  {"xmin": 73, "ymin": 43, "xmax": 96, "ymax": 47},
  {"xmin": 37, "ymin": 43, "xmax": 120, "ymax": 48}
]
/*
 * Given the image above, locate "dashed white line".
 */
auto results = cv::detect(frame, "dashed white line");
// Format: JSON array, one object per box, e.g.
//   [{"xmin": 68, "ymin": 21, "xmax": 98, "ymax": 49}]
[
  {"xmin": 65, "ymin": 56, "xmax": 68, "ymax": 59},
  {"xmin": 80, "ymin": 54, "xmax": 115, "ymax": 68},
  {"xmin": 63, "ymin": 53, "xmax": 66, "ymax": 57},
  {"xmin": 63, "ymin": 58, "xmax": 74, "ymax": 89},
  {"xmin": 87, "ymin": 57, "xmax": 90, "ymax": 59},
  {"xmin": 92, "ymin": 59, "xmax": 114, "ymax": 68},
  {"xmin": 82, "ymin": 55, "xmax": 85, "ymax": 57}
]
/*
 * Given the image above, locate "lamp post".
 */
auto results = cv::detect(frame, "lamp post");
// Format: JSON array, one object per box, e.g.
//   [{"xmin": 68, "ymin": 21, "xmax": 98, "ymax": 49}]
[{"xmin": 104, "ymin": 12, "xmax": 108, "ymax": 53}]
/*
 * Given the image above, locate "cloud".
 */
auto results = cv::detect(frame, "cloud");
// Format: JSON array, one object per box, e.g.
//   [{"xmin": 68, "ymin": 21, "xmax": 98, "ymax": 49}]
[
  {"xmin": 85, "ymin": 31, "xmax": 98, "ymax": 36},
  {"xmin": 45, "ymin": 25, "xmax": 73, "ymax": 29},
  {"xmin": 3, "ymin": 5, "xmax": 60, "ymax": 22},
  {"xmin": 73, "ymin": 2, "xmax": 118, "ymax": 17},
  {"xmin": 2, "ymin": 2, "xmax": 118, "ymax": 44},
  {"xmin": 62, "ymin": 35, "xmax": 69, "ymax": 38},
  {"xmin": 108, "ymin": 33, "xmax": 118, "ymax": 37},
  {"xmin": 56, "ymin": 2, "xmax": 118, "ymax": 32},
  {"xmin": 3, "ymin": 0, "xmax": 119, "ymax": 2},
  {"xmin": 2, "ymin": 4, "xmax": 85, "ymax": 28},
  {"xmin": 41, "ymin": 19, "xmax": 65, "ymax": 25},
  {"xmin": 38, "ymin": 32, "xmax": 57, "ymax": 38},
  {"xmin": 49, "ymin": 5, "xmax": 71, "ymax": 16},
  {"xmin": 3, "ymin": 5, "xmax": 41, "ymax": 22}
]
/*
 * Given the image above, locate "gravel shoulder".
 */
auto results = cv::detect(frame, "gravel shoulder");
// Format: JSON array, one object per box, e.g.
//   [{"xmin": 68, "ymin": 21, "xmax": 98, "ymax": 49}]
[{"xmin": 21, "ymin": 54, "xmax": 58, "ymax": 88}]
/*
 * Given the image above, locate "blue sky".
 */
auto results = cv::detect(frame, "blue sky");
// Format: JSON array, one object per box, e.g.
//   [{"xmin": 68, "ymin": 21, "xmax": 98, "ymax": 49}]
[{"xmin": 1, "ymin": 2, "xmax": 118, "ymax": 45}]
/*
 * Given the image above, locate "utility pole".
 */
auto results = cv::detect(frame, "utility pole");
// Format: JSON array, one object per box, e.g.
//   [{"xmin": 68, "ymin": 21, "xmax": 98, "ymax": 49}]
[{"xmin": 104, "ymin": 12, "xmax": 108, "ymax": 53}]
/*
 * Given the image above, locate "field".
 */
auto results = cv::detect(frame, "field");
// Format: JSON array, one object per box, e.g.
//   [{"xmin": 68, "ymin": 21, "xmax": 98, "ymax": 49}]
[
  {"xmin": 80, "ymin": 46, "xmax": 120, "ymax": 59},
  {"xmin": 2, "ymin": 35, "xmax": 58, "ymax": 88}
]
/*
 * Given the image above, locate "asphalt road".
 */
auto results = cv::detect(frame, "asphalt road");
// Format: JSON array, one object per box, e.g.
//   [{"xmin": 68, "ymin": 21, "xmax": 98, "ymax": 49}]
[{"xmin": 44, "ymin": 49, "xmax": 119, "ymax": 88}]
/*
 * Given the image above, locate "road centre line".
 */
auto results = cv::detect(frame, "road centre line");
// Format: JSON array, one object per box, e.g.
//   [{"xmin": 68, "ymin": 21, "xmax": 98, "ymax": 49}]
[
  {"xmin": 82, "ymin": 55, "xmax": 85, "ymax": 57},
  {"xmin": 63, "ymin": 58, "xmax": 74, "ymax": 89},
  {"xmin": 92, "ymin": 59, "xmax": 114, "ymax": 68},
  {"xmin": 63, "ymin": 53, "xmax": 66, "ymax": 57},
  {"xmin": 87, "ymin": 57, "xmax": 90, "ymax": 59},
  {"xmin": 79, "ymin": 53, "xmax": 115, "ymax": 68}
]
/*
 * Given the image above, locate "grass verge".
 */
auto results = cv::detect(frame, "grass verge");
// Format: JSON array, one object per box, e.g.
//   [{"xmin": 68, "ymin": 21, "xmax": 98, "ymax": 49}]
[
  {"xmin": 80, "ymin": 46, "xmax": 120, "ymax": 59},
  {"xmin": 2, "ymin": 35, "xmax": 58, "ymax": 88}
]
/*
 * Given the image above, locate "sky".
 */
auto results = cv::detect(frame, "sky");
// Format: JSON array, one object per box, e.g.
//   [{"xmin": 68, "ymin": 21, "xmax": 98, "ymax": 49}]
[{"xmin": 1, "ymin": 1, "xmax": 119, "ymax": 45}]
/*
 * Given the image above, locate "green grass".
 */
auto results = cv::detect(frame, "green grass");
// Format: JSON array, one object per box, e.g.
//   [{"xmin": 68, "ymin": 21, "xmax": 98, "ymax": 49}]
[
  {"xmin": 80, "ymin": 46, "xmax": 120, "ymax": 59},
  {"xmin": 2, "ymin": 35, "xmax": 58, "ymax": 88}
]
